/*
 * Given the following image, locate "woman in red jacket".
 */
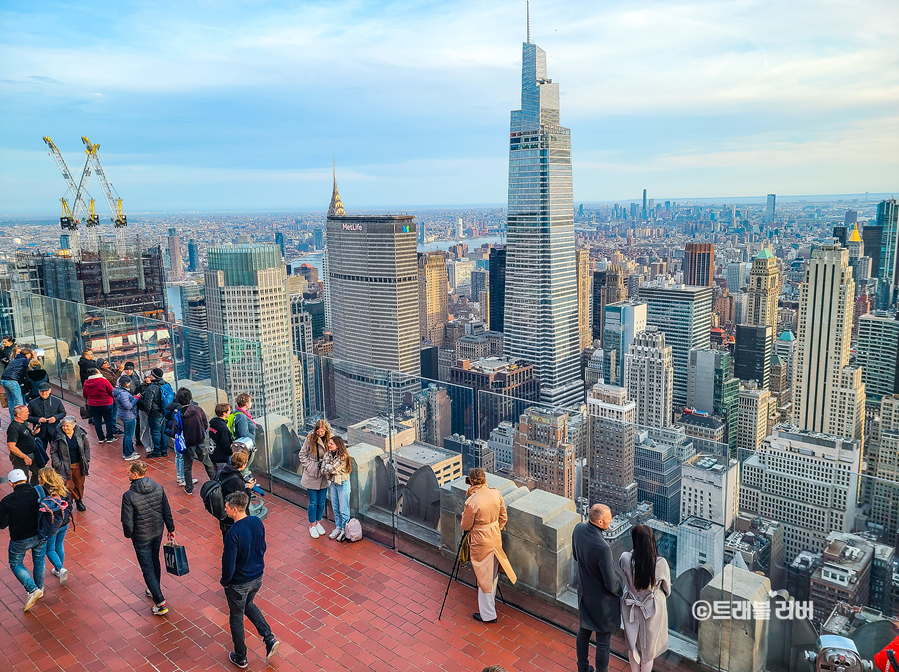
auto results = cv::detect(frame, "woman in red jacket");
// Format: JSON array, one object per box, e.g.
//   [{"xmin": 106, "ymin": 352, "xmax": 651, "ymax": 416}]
[{"xmin": 82, "ymin": 367, "xmax": 116, "ymax": 443}]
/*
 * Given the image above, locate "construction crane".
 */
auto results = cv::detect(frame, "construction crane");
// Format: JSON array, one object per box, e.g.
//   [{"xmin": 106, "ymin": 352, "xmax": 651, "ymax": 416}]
[
  {"xmin": 43, "ymin": 136, "xmax": 92, "ymax": 259},
  {"xmin": 81, "ymin": 136, "xmax": 127, "ymax": 256}
]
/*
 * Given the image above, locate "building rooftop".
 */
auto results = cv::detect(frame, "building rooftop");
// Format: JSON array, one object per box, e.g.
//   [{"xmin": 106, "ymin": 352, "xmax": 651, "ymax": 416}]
[
  {"xmin": 679, "ymin": 413, "xmax": 726, "ymax": 430},
  {"xmin": 455, "ymin": 356, "xmax": 529, "ymax": 374},
  {"xmin": 777, "ymin": 330, "xmax": 796, "ymax": 341},
  {"xmin": 394, "ymin": 442, "xmax": 461, "ymax": 465}
]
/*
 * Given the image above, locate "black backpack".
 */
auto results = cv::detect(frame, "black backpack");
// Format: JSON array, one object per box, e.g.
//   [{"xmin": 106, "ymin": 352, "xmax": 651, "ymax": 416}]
[
  {"xmin": 35, "ymin": 485, "xmax": 70, "ymax": 540},
  {"xmin": 200, "ymin": 478, "xmax": 226, "ymax": 520}
]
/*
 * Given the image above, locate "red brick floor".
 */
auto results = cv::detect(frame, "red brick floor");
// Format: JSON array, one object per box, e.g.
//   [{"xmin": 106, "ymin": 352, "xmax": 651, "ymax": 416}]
[{"xmin": 1, "ymin": 405, "xmax": 631, "ymax": 672}]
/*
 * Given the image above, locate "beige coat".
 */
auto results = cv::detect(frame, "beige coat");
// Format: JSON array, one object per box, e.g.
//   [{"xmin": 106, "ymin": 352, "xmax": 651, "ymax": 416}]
[
  {"xmin": 461, "ymin": 485, "xmax": 517, "ymax": 592},
  {"xmin": 619, "ymin": 552, "xmax": 671, "ymax": 664}
]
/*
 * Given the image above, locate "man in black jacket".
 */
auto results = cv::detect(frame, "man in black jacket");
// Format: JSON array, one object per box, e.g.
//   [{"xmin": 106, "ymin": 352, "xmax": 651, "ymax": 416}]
[
  {"xmin": 27, "ymin": 383, "xmax": 66, "ymax": 445},
  {"xmin": 572, "ymin": 504, "xmax": 622, "ymax": 672},
  {"xmin": 121, "ymin": 460, "xmax": 176, "ymax": 616},
  {"xmin": 208, "ymin": 403, "xmax": 234, "ymax": 474},
  {"xmin": 138, "ymin": 369, "xmax": 168, "ymax": 457},
  {"xmin": 0, "ymin": 468, "xmax": 46, "ymax": 612}
]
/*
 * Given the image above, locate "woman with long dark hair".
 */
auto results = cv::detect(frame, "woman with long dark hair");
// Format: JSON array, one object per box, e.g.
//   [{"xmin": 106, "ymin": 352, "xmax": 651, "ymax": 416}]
[
  {"xmin": 619, "ymin": 524, "xmax": 671, "ymax": 672},
  {"xmin": 322, "ymin": 436, "xmax": 352, "ymax": 541},
  {"xmin": 299, "ymin": 419, "xmax": 331, "ymax": 539}
]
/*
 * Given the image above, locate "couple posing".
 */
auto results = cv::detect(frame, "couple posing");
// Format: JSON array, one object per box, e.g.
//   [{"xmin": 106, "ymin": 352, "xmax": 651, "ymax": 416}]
[{"xmin": 573, "ymin": 504, "xmax": 672, "ymax": 672}]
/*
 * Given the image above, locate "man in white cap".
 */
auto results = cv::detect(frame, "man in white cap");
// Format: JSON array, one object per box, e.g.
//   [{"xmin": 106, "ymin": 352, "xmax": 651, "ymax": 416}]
[{"xmin": 0, "ymin": 468, "xmax": 46, "ymax": 611}]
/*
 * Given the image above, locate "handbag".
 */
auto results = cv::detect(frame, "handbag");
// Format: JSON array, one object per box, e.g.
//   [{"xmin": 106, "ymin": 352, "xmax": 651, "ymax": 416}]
[
  {"xmin": 163, "ymin": 541, "xmax": 190, "ymax": 576},
  {"xmin": 458, "ymin": 531, "xmax": 471, "ymax": 565},
  {"xmin": 79, "ymin": 404, "xmax": 90, "ymax": 420}
]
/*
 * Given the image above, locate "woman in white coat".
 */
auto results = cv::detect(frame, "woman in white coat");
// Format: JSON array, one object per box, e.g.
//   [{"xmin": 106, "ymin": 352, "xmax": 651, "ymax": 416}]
[{"xmin": 619, "ymin": 524, "xmax": 672, "ymax": 672}]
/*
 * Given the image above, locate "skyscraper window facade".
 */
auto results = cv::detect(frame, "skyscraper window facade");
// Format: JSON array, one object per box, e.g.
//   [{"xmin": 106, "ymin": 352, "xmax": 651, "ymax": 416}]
[{"xmin": 504, "ymin": 33, "xmax": 581, "ymax": 408}]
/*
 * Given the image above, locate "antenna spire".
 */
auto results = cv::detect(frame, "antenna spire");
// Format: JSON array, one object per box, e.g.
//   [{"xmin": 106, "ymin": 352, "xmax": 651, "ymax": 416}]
[{"xmin": 527, "ymin": 1, "xmax": 531, "ymax": 43}]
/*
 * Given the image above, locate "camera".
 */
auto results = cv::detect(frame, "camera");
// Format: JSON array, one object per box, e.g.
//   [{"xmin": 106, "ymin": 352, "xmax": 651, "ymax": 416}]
[{"xmin": 805, "ymin": 636, "xmax": 872, "ymax": 672}]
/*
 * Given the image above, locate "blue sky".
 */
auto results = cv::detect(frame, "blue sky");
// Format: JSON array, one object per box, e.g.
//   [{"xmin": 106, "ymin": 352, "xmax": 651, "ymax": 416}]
[{"xmin": 1, "ymin": 0, "xmax": 897, "ymax": 214}]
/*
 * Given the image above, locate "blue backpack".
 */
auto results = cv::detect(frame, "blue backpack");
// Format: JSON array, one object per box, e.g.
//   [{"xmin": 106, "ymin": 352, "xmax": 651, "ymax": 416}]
[
  {"xmin": 35, "ymin": 485, "xmax": 70, "ymax": 540},
  {"xmin": 159, "ymin": 382, "xmax": 175, "ymax": 410}
]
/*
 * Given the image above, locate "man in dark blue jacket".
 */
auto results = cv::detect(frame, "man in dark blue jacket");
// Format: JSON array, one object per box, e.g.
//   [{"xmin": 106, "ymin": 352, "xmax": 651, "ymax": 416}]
[
  {"xmin": 1, "ymin": 348, "xmax": 33, "ymax": 422},
  {"xmin": 221, "ymin": 491, "xmax": 279, "ymax": 668}
]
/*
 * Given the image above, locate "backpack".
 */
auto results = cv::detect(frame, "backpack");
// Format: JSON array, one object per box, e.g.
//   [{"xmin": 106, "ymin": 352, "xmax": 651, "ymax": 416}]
[
  {"xmin": 345, "ymin": 518, "xmax": 363, "ymax": 542},
  {"xmin": 200, "ymin": 478, "xmax": 226, "ymax": 520},
  {"xmin": 165, "ymin": 408, "xmax": 188, "ymax": 454},
  {"xmin": 159, "ymin": 382, "xmax": 175, "ymax": 410},
  {"xmin": 35, "ymin": 485, "xmax": 70, "ymax": 540},
  {"xmin": 227, "ymin": 410, "xmax": 249, "ymax": 435}
]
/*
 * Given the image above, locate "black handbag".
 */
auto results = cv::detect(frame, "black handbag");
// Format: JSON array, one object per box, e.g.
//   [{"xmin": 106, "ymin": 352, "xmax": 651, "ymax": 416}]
[
  {"xmin": 79, "ymin": 404, "xmax": 90, "ymax": 420},
  {"xmin": 163, "ymin": 541, "xmax": 190, "ymax": 576}
]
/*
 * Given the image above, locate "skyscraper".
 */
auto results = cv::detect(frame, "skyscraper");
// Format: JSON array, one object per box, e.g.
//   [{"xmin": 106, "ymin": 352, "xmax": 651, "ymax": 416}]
[
  {"xmin": 204, "ymin": 243, "xmax": 298, "ymax": 423},
  {"xmin": 602, "ymin": 300, "xmax": 647, "ymax": 386},
  {"xmin": 512, "ymin": 407, "xmax": 576, "ymax": 500},
  {"xmin": 746, "ymin": 249, "xmax": 779, "ymax": 330},
  {"xmin": 684, "ymin": 242, "xmax": 714, "ymax": 287},
  {"xmin": 593, "ymin": 265, "xmax": 627, "ymax": 343},
  {"xmin": 325, "ymin": 179, "xmax": 420, "ymax": 425},
  {"xmin": 576, "ymin": 249, "xmax": 592, "ymax": 350},
  {"xmin": 586, "ymin": 383, "xmax": 637, "ymax": 514},
  {"xmin": 187, "ymin": 238, "xmax": 200, "ymax": 272},
  {"xmin": 418, "ymin": 252, "xmax": 449, "ymax": 346},
  {"xmin": 793, "ymin": 245, "xmax": 865, "ymax": 442},
  {"xmin": 488, "ymin": 247, "xmax": 506, "ymax": 333},
  {"xmin": 734, "ymin": 324, "xmax": 773, "ymax": 388},
  {"xmin": 504, "ymin": 28, "xmax": 581, "ymax": 408},
  {"xmin": 642, "ymin": 189, "xmax": 648, "ymax": 220},
  {"xmin": 737, "ymin": 385, "xmax": 773, "ymax": 454},
  {"xmin": 168, "ymin": 227, "xmax": 183, "ymax": 280},
  {"xmin": 863, "ymin": 225, "xmax": 883, "ymax": 287},
  {"xmin": 625, "ymin": 328, "xmax": 673, "ymax": 429},
  {"xmin": 856, "ymin": 313, "xmax": 899, "ymax": 403},
  {"xmin": 638, "ymin": 282, "xmax": 713, "ymax": 411},
  {"xmin": 275, "ymin": 232, "xmax": 286, "ymax": 259},
  {"xmin": 764, "ymin": 194, "xmax": 776, "ymax": 224},
  {"xmin": 876, "ymin": 199, "xmax": 898, "ymax": 309},
  {"xmin": 687, "ymin": 348, "xmax": 739, "ymax": 447},
  {"xmin": 179, "ymin": 280, "xmax": 210, "ymax": 381}
]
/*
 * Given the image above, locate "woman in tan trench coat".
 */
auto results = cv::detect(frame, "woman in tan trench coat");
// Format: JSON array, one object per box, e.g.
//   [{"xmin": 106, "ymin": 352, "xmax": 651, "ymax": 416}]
[{"xmin": 460, "ymin": 468, "xmax": 517, "ymax": 623}]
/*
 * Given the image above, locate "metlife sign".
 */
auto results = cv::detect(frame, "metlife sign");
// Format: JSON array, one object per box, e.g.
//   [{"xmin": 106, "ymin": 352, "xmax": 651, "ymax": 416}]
[{"xmin": 342, "ymin": 222, "xmax": 363, "ymax": 231}]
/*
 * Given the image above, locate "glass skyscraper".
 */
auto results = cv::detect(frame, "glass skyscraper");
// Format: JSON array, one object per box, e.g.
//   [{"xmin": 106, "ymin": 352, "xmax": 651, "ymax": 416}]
[{"xmin": 504, "ymin": 31, "xmax": 581, "ymax": 408}]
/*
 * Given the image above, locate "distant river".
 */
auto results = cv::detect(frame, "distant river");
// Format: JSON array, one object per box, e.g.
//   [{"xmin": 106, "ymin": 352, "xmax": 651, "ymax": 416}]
[{"xmin": 291, "ymin": 234, "xmax": 505, "ymax": 276}]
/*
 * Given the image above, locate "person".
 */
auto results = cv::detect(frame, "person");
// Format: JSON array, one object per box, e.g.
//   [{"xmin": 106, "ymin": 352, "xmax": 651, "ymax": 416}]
[
  {"xmin": 27, "ymin": 382, "xmax": 66, "ymax": 446},
  {"xmin": 37, "ymin": 466, "xmax": 73, "ymax": 587},
  {"xmin": 299, "ymin": 419, "xmax": 331, "ymax": 539},
  {"xmin": 135, "ymin": 371, "xmax": 154, "ymax": 450},
  {"xmin": 122, "ymin": 362, "xmax": 139, "ymax": 392},
  {"xmin": 217, "ymin": 448, "xmax": 254, "ymax": 539},
  {"xmin": 322, "ymin": 435, "xmax": 351, "ymax": 541},
  {"xmin": 178, "ymin": 388, "xmax": 209, "ymax": 494},
  {"xmin": 7, "ymin": 404, "xmax": 39, "ymax": 484},
  {"xmin": 83, "ymin": 367, "xmax": 116, "ymax": 443},
  {"xmin": 229, "ymin": 393, "xmax": 257, "ymax": 445},
  {"xmin": 50, "ymin": 416, "xmax": 91, "ymax": 511},
  {"xmin": 208, "ymin": 402, "xmax": 234, "ymax": 474},
  {"xmin": 221, "ymin": 491, "xmax": 280, "ymax": 668},
  {"xmin": 0, "ymin": 468, "xmax": 45, "ymax": 611},
  {"xmin": 138, "ymin": 368, "xmax": 172, "ymax": 458},
  {"xmin": 113, "ymin": 375, "xmax": 141, "ymax": 461},
  {"xmin": 121, "ymin": 460, "xmax": 175, "ymax": 616},
  {"xmin": 164, "ymin": 388, "xmax": 192, "ymax": 487},
  {"xmin": 460, "ymin": 467, "xmax": 517, "ymax": 624},
  {"xmin": 2, "ymin": 347, "xmax": 33, "ymax": 421},
  {"xmin": 0, "ymin": 335, "xmax": 15, "ymax": 373},
  {"xmin": 25, "ymin": 358, "xmax": 50, "ymax": 401},
  {"xmin": 77, "ymin": 348, "xmax": 95, "ymax": 389},
  {"xmin": 96, "ymin": 359, "xmax": 124, "ymax": 435},
  {"xmin": 620, "ymin": 524, "xmax": 671, "ymax": 672},
  {"xmin": 572, "ymin": 504, "xmax": 622, "ymax": 672}
]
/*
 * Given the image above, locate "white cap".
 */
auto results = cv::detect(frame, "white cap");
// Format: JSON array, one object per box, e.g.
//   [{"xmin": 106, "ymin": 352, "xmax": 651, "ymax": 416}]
[{"xmin": 7, "ymin": 469, "xmax": 27, "ymax": 484}]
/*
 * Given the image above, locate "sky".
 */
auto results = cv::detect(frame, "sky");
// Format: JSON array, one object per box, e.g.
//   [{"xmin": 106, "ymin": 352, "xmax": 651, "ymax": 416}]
[{"xmin": 1, "ymin": 0, "xmax": 897, "ymax": 215}]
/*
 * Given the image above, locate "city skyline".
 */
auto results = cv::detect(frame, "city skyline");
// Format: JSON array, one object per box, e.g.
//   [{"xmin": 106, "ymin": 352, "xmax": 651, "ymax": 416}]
[{"xmin": 3, "ymin": 0, "xmax": 897, "ymax": 214}]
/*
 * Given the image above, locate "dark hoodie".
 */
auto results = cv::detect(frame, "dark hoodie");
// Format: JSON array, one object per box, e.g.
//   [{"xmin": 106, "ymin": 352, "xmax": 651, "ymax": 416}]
[
  {"xmin": 181, "ymin": 403, "xmax": 208, "ymax": 447},
  {"xmin": 77, "ymin": 355, "xmax": 95, "ymax": 387},
  {"xmin": 208, "ymin": 416, "xmax": 234, "ymax": 464},
  {"xmin": 24, "ymin": 367, "xmax": 49, "ymax": 400},
  {"xmin": 121, "ymin": 476, "xmax": 175, "ymax": 542}
]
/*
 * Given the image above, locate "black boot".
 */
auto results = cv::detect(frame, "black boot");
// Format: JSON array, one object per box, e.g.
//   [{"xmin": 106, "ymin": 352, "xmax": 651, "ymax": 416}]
[{"xmin": 76, "ymin": 500, "xmax": 86, "ymax": 512}]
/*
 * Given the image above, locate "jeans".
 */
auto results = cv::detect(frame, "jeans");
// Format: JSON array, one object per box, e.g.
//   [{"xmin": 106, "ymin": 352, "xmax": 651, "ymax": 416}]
[
  {"xmin": 329, "ymin": 480, "xmax": 351, "ymax": 529},
  {"xmin": 2, "ymin": 379, "xmax": 24, "ymax": 421},
  {"xmin": 132, "ymin": 536, "xmax": 164, "ymax": 605},
  {"xmin": 176, "ymin": 451, "xmax": 184, "ymax": 481},
  {"xmin": 90, "ymin": 404, "xmax": 115, "ymax": 441},
  {"xmin": 225, "ymin": 577, "xmax": 273, "ymax": 659},
  {"xmin": 45, "ymin": 525, "xmax": 68, "ymax": 571},
  {"xmin": 149, "ymin": 415, "xmax": 165, "ymax": 455},
  {"xmin": 110, "ymin": 402, "xmax": 119, "ymax": 430},
  {"xmin": 577, "ymin": 629, "xmax": 611, "ymax": 672},
  {"xmin": 307, "ymin": 487, "xmax": 327, "ymax": 524},
  {"xmin": 9, "ymin": 535, "xmax": 47, "ymax": 594},
  {"xmin": 122, "ymin": 418, "xmax": 136, "ymax": 457}
]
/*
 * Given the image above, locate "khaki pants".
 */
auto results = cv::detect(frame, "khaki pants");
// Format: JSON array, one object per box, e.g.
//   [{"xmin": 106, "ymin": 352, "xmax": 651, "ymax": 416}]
[{"xmin": 67, "ymin": 463, "xmax": 86, "ymax": 501}]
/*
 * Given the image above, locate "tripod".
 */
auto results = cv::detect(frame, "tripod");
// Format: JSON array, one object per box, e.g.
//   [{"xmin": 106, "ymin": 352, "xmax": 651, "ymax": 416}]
[{"xmin": 438, "ymin": 531, "xmax": 505, "ymax": 620}]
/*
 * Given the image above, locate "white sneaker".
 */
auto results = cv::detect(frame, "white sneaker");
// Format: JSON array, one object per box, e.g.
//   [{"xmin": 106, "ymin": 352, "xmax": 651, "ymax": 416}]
[
  {"xmin": 315, "ymin": 522, "xmax": 326, "ymax": 536},
  {"xmin": 309, "ymin": 525, "xmax": 320, "ymax": 539},
  {"xmin": 192, "ymin": 478, "xmax": 199, "ymax": 484},
  {"xmin": 124, "ymin": 453, "xmax": 140, "ymax": 461},
  {"xmin": 329, "ymin": 528, "xmax": 340, "ymax": 540},
  {"xmin": 50, "ymin": 568, "xmax": 60, "ymax": 577},
  {"xmin": 24, "ymin": 588, "xmax": 43, "ymax": 612},
  {"xmin": 177, "ymin": 480, "xmax": 186, "ymax": 487},
  {"xmin": 58, "ymin": 568, "xmax": 69, "ymax": 587}
]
